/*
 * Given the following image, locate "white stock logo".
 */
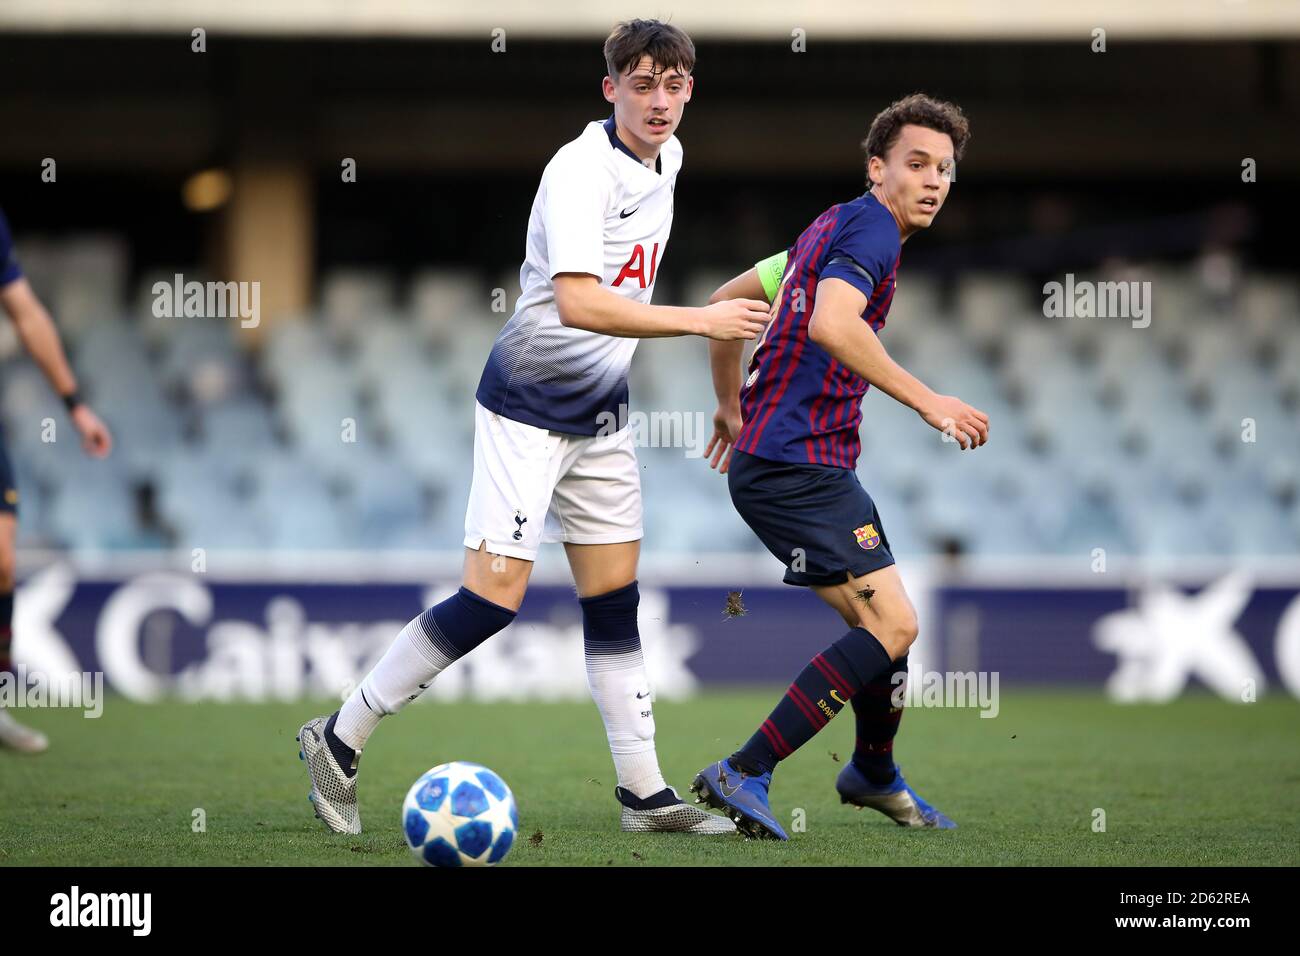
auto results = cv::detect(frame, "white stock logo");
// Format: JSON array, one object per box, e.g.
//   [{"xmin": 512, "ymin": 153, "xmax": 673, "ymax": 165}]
[
  {"xmin": 594, "ymin": 404, "xmax": 710, "ymax": 458},
  {"xmin": 50, "ymin": 886, "xmax": 151, "ymax": 936},
  {"xmin": 0, "ymin": 667, "xmax": 103, "ymax": 717},
  {"xmin": 890, "ymin": 669, "xmax": 1000, "ymax": 717},
  {"xmin": 1042, "ymin": 273, "xmax": 1151, "ymax": 328},
  {"xmin": 1092, "ymin": 572, "xmax": 1300, "ymax": 702},
  {"xmin": 151, "ymin": 273, "xmax": 260, "ymax": 328}
]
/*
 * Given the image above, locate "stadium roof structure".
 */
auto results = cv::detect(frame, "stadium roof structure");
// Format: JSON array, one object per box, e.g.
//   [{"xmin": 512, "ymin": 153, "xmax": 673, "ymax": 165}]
[{"xmin": 3, "ymin": 0, "xmax": 1299, "ymax": 40}]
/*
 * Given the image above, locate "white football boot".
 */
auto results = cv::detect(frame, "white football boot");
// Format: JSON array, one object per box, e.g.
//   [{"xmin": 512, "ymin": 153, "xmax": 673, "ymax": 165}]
[
  {"xmin": 297, "ymin": 716, "xmax": 362, "ymax": 834},
  {"xmin": 616, "ymin": 785, "xmax": 737, "ymax": 834},
  {"xmin": 0, "ymin": 708, "xmax": 49, "ymax": 753}
]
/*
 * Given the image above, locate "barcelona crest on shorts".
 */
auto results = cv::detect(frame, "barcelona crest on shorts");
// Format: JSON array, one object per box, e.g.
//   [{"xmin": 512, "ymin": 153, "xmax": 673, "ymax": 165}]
[{"xmin": 854, "ymin": 522, "xmax": 880, "ymax": 550}]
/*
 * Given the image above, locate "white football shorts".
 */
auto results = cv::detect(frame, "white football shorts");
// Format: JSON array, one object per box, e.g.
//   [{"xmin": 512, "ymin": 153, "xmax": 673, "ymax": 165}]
[{"xmin": 463, "ymin": 401, "xmax": 643, "ymax": 561}]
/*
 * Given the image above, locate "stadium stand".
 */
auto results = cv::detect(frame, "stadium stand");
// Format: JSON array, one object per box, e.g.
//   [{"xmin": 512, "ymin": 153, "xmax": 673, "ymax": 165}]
[{"xmin": 2, "ymin": 242, "xmax": 1296, "ymax": 557}]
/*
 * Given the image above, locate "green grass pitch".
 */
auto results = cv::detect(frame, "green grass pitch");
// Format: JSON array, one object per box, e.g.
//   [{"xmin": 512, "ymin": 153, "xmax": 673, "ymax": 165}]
[{"xmin": 2, "ymin": 688, "xmax": 1297, "ymax": 866}]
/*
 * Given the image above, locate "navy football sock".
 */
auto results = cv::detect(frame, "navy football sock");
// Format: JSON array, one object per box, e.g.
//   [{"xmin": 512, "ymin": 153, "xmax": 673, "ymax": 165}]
[
  {"xmin": 613, "ymin": 786, "xmax": 679, "ymax": 811},
  {"xmin": 419, "ymin": 586, "xmax": 518, "ymax": 662},
  {"xmin": 851, "ymin": 654, "xmax": 908, "ymax": 784},
  {"xmin": 733, "ymin": 626, "xmax": 892, "ymax": 776},
  {"xmin": 323, "ymin": 712, "xmax": 358, "ymax": 774},
  {"xmin": 579, "ymin": 580, "xmax": 642, "ymax": 662}
]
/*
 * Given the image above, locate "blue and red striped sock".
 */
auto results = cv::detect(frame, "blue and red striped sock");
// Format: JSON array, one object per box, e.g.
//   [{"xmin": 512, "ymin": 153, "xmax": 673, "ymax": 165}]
[
  {"xmin": 851, "ymin": 654, "xmax": 908, "ymax": 785},
  {"xmin": 733, "ymin": 626, "xmax": 892, "ymax": 775}
]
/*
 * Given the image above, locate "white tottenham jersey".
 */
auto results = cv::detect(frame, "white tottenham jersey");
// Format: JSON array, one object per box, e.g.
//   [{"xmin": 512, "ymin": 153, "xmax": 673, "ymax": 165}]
[{"xmin": 476, "ymin": 117, "xmax": 681, "ymax": 434}]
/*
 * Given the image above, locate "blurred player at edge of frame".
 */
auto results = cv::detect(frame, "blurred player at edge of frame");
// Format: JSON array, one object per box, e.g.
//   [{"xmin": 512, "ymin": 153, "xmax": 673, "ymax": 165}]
[
  {"xmin": 690, "ymin": 94, "xmax": 987, "ymax": 839},
  {"xmin": 296, "ymin": 19, "xmax": 772, "ymax": 836},
  {"xmin": 0, "ymin": 207, "xmax": 114, "ymax": 754}
]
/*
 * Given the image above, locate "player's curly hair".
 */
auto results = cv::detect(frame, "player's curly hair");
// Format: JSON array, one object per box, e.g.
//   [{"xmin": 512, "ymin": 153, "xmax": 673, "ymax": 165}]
[
  {"xmin": 863, "ymin": 93, "xmax": 971, "ymax": 163},
  {"xmin": 604, "ymin": 19, "xmax": 695, "ymax": 79}
]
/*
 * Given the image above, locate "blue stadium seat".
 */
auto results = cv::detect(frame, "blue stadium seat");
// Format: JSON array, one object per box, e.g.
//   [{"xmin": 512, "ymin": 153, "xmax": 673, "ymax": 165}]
[
  {"xmin": 46, "ymin": 473, "xmax": 145, "ymax": 550},
  {"xmin": 343, "ymin": 458, "xmax": 428, "ymax": 549},
  {"xmin": 320, "ymin": 268, "xmax": 398, "ymax": 343},
  {"xmin": 198, "ymin": 398, "xmax": 281, "ymax": 452},
  {"xmin": 410, "ymin": 268, "xmax": 484, "ymax": 337}
]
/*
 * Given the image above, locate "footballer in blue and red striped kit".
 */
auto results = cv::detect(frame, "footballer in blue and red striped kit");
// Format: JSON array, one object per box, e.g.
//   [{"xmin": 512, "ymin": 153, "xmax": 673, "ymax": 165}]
[
  {"xmin": 692, "ymin": 94, "xmax": 990, "ymax": 840},
  {"xmin": 735, "ymin": 193, "xmax": 900, "ymax": 470}
]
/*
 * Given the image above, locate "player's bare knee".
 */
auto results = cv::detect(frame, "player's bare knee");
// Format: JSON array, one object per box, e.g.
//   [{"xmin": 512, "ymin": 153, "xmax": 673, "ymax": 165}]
[
  {"xmin": 861, "ymin": 608, "xmax": 917, "ymax": 658},
  {"xmin": 466, "ymin": 577, "xmax": 527, "ymax": 612},
  {"xmin": 887, "ymin": 612, "xmax": 920, "ymax": 653},
  {"xmin": 464, "ymin": 548, "xmax": 530, "ymax": 610}
]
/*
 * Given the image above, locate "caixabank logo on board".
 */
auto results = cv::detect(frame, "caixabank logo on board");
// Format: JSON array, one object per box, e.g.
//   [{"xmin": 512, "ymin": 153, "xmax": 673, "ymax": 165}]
[
  {"xmin": 932, "ymin": 571, "xmax": 1300, "ymax": 702},
  {"xmin": 14, "ymin": 563, "xmax": 1300, "ymax": 703},
  {"xmin": 12, "ymin": 565, "xmax": 700, "ymax": 704},
  {"xmin": 1093, "ymin": 572, "xmax": 1299, "ymax": 703}
]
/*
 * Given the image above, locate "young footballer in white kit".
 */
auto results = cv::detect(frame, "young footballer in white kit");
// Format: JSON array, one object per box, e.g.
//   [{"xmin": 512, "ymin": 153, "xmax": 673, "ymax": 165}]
[{"xmin": 297, "ymin": 19, "xmax": 771, "ymax": 835}]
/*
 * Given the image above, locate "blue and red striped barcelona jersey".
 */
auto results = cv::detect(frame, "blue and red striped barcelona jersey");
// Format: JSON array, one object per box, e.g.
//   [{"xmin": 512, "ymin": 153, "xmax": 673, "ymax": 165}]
[{"xmin": 735, "ymin": 191, "xmax": 901, "ymax": 469}]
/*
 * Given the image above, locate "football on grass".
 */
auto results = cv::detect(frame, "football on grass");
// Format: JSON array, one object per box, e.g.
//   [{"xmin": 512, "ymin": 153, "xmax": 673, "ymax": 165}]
[{"xmin": 401, "ymin": 762, "xmax": 518, "ymax": 867}]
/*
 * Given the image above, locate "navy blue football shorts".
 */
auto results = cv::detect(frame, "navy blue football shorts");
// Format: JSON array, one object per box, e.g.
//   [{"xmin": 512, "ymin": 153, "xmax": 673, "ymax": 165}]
[{"xmin": 728, "ymin": 449, "xmax": 894, "ymax": 588}]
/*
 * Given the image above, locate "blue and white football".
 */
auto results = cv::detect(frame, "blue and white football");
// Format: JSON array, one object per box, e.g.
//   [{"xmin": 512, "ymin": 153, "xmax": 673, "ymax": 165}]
[{"xmin": 401, "ymin": 762, "xmax": 518, "ymax": 867}]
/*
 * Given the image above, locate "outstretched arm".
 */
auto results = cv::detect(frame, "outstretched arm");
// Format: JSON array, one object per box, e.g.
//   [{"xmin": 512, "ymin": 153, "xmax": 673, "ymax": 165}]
[
  {"xmin": 552, "ymin": 273, "xmax": 770, "ymax": 341},
  {"xmin": 0, "ymin": 278, "xmax": 112, "ymax": 457},
  {"xmin": 808, "ymin": 277, "xmax": 988, "ymax": 450}
]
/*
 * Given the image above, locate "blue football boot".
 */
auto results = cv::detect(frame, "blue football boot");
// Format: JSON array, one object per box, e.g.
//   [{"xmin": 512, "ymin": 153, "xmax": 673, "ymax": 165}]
[
  {"xmin": 836, "ymin": 761, "xmax": 956, "ymax": 829},
  {"xmin": 690, "ymin": 758, "xmax": 788, "ymax": 841}
]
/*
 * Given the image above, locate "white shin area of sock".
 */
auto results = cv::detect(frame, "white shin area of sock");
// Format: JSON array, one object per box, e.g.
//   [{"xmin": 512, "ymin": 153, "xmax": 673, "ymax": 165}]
[
  {"xmin": 585, "ymin": 651, "xmax": 667, "ymax": 799},
  {"xmin": 334, "ymin": 616, "xmax": 450, "ymax": 751}
]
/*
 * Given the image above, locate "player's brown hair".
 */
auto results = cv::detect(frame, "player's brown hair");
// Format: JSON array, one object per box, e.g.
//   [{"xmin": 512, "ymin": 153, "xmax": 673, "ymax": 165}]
[
  {"xmin": 863, "ymin": 93, "xmax": 971, "ymax": 163},
  {"xmin": 604, "ymin": 19, "xmax": 695, "ymax": 80}
]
